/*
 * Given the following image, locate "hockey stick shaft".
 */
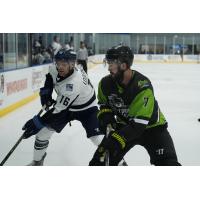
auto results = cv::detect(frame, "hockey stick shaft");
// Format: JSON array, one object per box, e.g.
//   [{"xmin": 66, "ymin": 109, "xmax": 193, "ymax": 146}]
[
  {"xmin": 0, "ymin": 106, "xmax": 46, "ymax": 166},
  {"xmin": 105, "ymin": 124, "xmax": 113, "ymax": 166},
  {"xmin": 0, "ymin": 134, "xmax": 24, "ymax": 166}
]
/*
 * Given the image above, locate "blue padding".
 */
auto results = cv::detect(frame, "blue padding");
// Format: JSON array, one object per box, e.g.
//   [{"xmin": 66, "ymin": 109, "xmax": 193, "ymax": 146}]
[{"xmin": 33, "ymin": 116, "xmax": 44, "ymax": 130}]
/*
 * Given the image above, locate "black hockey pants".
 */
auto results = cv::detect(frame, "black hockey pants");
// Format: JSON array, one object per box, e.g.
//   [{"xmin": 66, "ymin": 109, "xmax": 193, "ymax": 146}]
[{"xmin": 90, "ymin": 125, "xmax": 181, "ymax": 166}]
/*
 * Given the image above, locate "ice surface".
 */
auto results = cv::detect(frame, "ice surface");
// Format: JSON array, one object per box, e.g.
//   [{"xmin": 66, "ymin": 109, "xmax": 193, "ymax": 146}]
[{"xmin": 0, "ymin": 63, "xmax": 200, "ymax": 165}]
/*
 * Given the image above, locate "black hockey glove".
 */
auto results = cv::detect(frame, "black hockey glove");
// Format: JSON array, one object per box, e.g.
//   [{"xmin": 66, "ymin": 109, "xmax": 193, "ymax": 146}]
[
  {"xmin": 97, "ymin": 108, "xmax": 117, "ymax": 134},
  {"xmin": 22, "ymin": 116, "xmax": 45, "ymax": 139},
  {"xmin": 89, "ymin": 130, "xmax": 127, "ymax": 166},
  {"xmin": 40, "ymin": 88, "xmax": 56, "ymax": 110}
]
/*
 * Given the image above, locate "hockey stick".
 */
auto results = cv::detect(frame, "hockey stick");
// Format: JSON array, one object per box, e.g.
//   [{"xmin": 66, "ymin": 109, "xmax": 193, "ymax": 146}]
[
  {"xmin": 105, "ymin": 124, "xmax": 128, "ymax": 166},
  {"xmin": 0, "ymin": 106, "xmax": 46, "ymax": 166},
  {"xmin": 105, "ymin": 124, "xmax": 114, "ymax": 166}
]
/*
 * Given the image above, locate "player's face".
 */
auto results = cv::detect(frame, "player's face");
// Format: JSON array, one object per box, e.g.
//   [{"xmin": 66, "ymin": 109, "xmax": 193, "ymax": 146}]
[
  {"xmin": 56, "ymin": 60, "xmax": 71, "ymax": 77},
  {"xmin": 107, "ymin": 60, "xmax": 121, "ymax": 77}
]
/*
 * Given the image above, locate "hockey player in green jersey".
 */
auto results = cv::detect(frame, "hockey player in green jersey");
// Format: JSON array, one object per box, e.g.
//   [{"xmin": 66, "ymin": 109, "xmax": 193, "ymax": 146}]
[{"xmin": 89, "ymin": 45, "xmax": 181, "ymax": 166}]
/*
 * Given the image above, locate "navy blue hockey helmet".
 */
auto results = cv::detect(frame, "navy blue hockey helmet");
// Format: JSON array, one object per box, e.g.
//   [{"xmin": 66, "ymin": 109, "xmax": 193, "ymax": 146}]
[
  {"xmin": 105, "ymin": 46, "xmax": 134, "ymax": 67},
  {"xmin": 55, "ymin": 49, "xmax": 76, "ymax": 62}
]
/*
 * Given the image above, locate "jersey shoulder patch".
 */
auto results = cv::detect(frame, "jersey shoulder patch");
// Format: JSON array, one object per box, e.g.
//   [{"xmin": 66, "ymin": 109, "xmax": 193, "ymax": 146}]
[
  {"xmin": 65, "ymin": 84, "xmax": 73, "ymax": 91},
  {"xmin": 138, "ymin": 79, "xmax": 150, "ymax": 89}
]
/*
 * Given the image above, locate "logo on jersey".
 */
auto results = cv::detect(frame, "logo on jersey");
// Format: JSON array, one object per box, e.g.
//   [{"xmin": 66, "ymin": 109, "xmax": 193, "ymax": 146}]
[
  {"xmin": 108, "ymin": 94, "xmax": 129, "ymax": 118},
  {"xmin": 66, "ymin": 84, "xmax": 73, "ymax": 91},
  {"xmin": 156, "ymin": 148, "xmax": 164, "ymax": 155},
  {"xmin": 138, "ymin": 80, "xmax": 149, "ymax": 89}
]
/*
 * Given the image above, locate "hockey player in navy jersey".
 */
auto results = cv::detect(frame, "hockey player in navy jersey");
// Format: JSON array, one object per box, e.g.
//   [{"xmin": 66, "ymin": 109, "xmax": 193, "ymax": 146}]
[
  {"xmin": 89, "ymin": 46, "xmax": 181, "ymax": 166},
  {"xmin": 22, "ymin": 49, "xmax": 105, "ymax": 165}
]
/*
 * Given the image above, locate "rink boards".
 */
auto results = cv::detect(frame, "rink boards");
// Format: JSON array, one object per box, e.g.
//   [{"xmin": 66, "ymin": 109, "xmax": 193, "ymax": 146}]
[
  {"xmin": 0, "ymin": 64, "xmax": 49, "ymax": 117},
  {"xmin": 1, "ymin": 53, "xmax": 200, "ymax": 117}
]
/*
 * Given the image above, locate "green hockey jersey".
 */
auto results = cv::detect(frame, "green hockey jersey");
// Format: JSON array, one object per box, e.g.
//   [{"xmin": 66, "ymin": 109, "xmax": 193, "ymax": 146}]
[{"xmin": 98, "ymin": 70, "xmax": 167, "ymax": 137}]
